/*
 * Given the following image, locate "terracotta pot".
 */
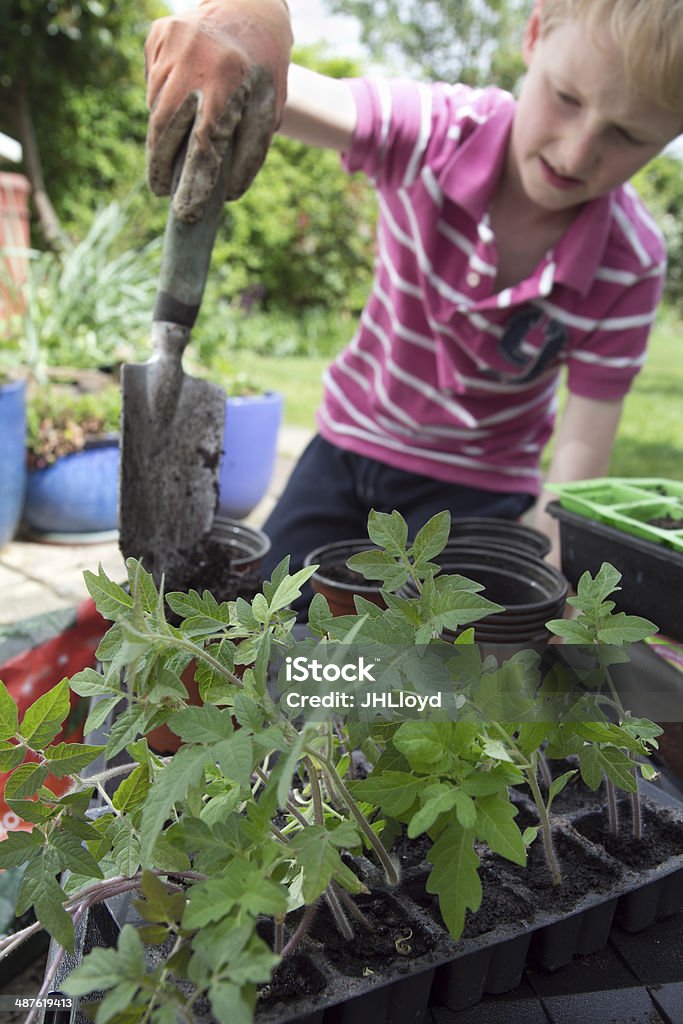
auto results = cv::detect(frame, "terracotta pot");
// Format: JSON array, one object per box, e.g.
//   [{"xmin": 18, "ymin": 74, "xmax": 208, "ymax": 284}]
[{"xmin": 303, "ymin": 539, "xmax": 386, "ymax": 617}]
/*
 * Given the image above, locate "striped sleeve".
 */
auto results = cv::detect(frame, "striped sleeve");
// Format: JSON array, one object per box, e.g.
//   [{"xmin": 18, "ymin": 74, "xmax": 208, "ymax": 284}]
[{"xmin": 341, "ymin": 78, "xmax": 474, "ymax": 192}]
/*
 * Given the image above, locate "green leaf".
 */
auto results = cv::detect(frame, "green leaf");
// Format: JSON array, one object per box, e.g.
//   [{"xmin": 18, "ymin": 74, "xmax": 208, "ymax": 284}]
[
  {"xmin": 411, "ymin": 510, "xmax": 451, "ymax": 564},
  {"xmin": 426, "ymin": 823, "xmax": 481, "ymax": 941},
  {"xmin": 475, "ymin": 795, "xmax": 526, "ymax": 866},
  {"xmin": 65, "ymin": 924, "xmax": 145, "ymax": 995},
  {"xmin": 208, "ymin": 980, "xmax": 256, "ymax": 1024},
  {"xmin": 139, "ymin": 745, "xmax": 211, "ymax": 866},
  {"xmin": 545, "ymin": 619, "xmax": 593, "ymax": 642},
  {"xmin": 597, "ymin": 613, "xmax": 658, "ymax": 645},
  {"xmin": 523, "ymin": 826, "xmax": 539, "ymax": 846},
  {"xmin": 598, "ymin": 746, "xmax": 638, "ymax": 793},
  {"xmin": 133, "ymin": 869, "xmax": 186, "ymax": 925},
  {"xmin": 105, "ymin": 704, "xmax": 146, "ymax": 759},
  {"xmin": 167, "ymin": 705, "xmax": 234, "ymax": 744},
  {"xmin": 17, "ymin": 859, "xmax": 74, "ymax": 950},
  {"xmin": 84, "ymin": 564, "xmax": 133, "ymax": 621},
  {"xmin": 408, "ymin": 784, "xmax": 460, "ymax": 838},
  {"xmin": 20, "ymin": 678, "xmax": 70, "ymax": 749},
  {"xmin": 268, "ymin": 565, "xmax": 318, "ymax": 613},
  {"xmin": 289, "ymin": 826, "xmax": 356, "ymax": 904},
  {"xmin": 232, "ymin": 694, "xmax": 265, "ymax": 732},
  {"xmin": 367, "ymin": 508, "xmax": 409, "ymax": 555},
  {"xmin": 112, "ymin": 763, "xmax": 151, "ymax": 813},
  {"xmin": 69, "ymin": 667, "xmax": 119, "ymax": 698},
  {"xmin": 183, "ymin": 862, "xmax": 256, "ymax": 928},
  {"xmin": 548, "ymin": 770, "xmax": 577, "ymax": 806},
  {"xmin": 0, "ymin": 680, "xmax": 19, "ymax": 740},
  {"xmin": 215, "ymin": 732, "xmax": 254, "ymax": 789},
  {"xmin": 351, "ymin": 771, "xmax": 423, "ymax": 817},
  {"xmin": 0, "ymin": 740, "xmax": 25, "ymax": 772},
  {"xmin": 0, "ymin": 829, "xmax": 41, "ymax": 869},
  {"xmin": 393, "ymin": 721, "xmax": 453, "ymax": 772},
  {"xmin": 4, "ymin": 762, "xmax": 49, "ymax": 799},
  {"xmin": 84, "ymin": 694, "xmax": 123, "ymax": 734},
  {"xmin": 51, "ymin": 831, "xmax": 104, "ymax": 879},
  {"xmin": 109, "ymin": 818, "xmax": 141, "ymax": 877},
  {"xmin": 45, "ymin": 742, "xmax": 105, "ymax": 778}
]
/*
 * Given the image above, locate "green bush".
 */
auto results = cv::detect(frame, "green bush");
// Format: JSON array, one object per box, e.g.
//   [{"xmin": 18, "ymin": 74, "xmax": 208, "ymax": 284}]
[
  {"xmin": 1, "ymin": 201, "xmax": 160, "ymax": 376},
  {"xmin": 632, "ymin": 154, "xmax": 683, "ymax": 312}
]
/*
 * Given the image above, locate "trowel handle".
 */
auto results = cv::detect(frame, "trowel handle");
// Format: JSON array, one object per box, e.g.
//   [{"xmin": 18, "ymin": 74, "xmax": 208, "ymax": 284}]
[{"xmin": 153, "ymin": 144, "xmax": 232, "ymax": 329}]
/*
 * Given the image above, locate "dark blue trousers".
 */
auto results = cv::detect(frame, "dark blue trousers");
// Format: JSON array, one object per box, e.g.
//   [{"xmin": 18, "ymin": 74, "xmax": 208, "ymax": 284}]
[{"xmin": 261, "ymin": 435, "xmax": 535, "ymax": 618}]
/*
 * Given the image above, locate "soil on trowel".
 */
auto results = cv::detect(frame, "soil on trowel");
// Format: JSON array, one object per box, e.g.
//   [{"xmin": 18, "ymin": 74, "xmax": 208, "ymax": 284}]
[{"xmin": 162, "ymin": 535, "xmax": 262, "ymax": 605}]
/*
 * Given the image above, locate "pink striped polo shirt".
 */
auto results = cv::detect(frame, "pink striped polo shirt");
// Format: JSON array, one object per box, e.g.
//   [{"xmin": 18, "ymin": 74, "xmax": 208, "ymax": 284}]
[{"xmin": 317, "ymin": 79, "xmax": 666, "ymax": 496}]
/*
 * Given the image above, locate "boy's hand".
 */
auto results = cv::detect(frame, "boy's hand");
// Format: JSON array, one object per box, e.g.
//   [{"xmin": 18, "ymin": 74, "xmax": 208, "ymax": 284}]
[{"xmin": 145, "ymin": 0, "xmax": 293, "ymax": 222}]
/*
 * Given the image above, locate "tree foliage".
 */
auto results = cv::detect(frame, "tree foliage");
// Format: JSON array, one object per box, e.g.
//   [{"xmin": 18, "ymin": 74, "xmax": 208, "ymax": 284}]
[
  {"xmin": 200, "ymin": 48, "xmax": 377, "ymax": 321},
  {"xmin": 0, "ymin": 0, "xmax": 165, "ymax": 241},
  {"xmin": 632, "ymin": 155, "xmax": 683, "ymax": 312},
  {"xmin": 324, "ymin": 0, "xmax": 527, "ymax": 87}
]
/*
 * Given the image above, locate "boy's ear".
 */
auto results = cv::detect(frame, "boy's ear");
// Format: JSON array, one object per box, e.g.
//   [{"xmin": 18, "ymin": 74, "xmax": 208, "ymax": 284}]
[{"xmin": 523, "ymin": 0, "xmax": 544, "ymax": 65}]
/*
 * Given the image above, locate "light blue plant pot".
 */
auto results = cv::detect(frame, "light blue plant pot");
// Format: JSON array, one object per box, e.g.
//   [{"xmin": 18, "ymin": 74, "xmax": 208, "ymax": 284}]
[
  {"xmin": 0, "ymin": 379, "xmax": 27, "ymax": 549},
  {"xmin": 24, "ymin": 437, "xmax": 119, "ymax": 536},
  {"xmin": 217, "ymin": 391, "xmax": 284, "ymax": 520}
]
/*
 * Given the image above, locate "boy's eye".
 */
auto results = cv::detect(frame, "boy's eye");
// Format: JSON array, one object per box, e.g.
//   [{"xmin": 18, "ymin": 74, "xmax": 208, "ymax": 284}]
[
  {"xmin": 556, "ymin": 91, "xmax": 579, "ymax": 107},
  {"xmin": 616, "ymin": 126, "xmax": 642, "ymax": 145}
]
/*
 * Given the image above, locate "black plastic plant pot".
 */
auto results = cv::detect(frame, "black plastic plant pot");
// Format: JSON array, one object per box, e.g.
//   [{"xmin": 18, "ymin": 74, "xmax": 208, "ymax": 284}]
[
  {"xmin": 400, "ymin": 545, "xmax": 567, "ymax": 644},
  {"xmin": 303, "ymin": 539, "xmax": 386, "ymax": 617},
  {"xmin": 210, "ymin": 516, "xmax": 271, "ymax": 572},
  {"xmin": 447, "ymin": 517, "xmax": 551, "ymax": 559}
]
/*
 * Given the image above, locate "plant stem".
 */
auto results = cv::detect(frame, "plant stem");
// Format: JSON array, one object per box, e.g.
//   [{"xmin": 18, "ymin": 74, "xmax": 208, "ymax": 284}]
[
  {"xmin": 324, "ymin": 885, "xmax": 354, "ymax": 940},
  {"xmin": 274, "ymin": 918, "xmax": 285, "ymax": 955},
  {"xmin": 305, "ymin": 757, "xmax": 324, "ymax": 825},
  {"xmin": 281, "ymin": 901, "xmax": 319, "ymax": 958},
  {"xmin": 628, "ymin": 753, "xmax": 642, "ymax": 840},
  {"xmin": 330, "ymin": 881, "xmax": 372, "ymax": 930},
  {"xmin": 317, "ymin": 754, "xmax": 398, "ymax": 886},
  {"xmin": 525, "ymin": 765, "xmax": 563, "ymax": 887},
  {"xmin": 538, "ymin": 751, "xmax": 553, "ymax": 790},
  {"xmin": 605, "ymin": 776, "xmax": 619, "ymax": 835}
]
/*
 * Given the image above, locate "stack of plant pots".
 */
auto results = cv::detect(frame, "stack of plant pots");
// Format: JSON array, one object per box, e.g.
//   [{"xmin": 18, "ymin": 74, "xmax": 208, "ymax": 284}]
[{"xmin": 305, "ymin": 518, "xmax": 568, "ymax": 648}]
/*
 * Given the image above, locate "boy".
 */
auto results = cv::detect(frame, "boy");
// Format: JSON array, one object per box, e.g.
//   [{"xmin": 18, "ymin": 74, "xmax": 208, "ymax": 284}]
[{"xmin": 144, "ymin": 0, "xmax": 682, "ymax": 608}]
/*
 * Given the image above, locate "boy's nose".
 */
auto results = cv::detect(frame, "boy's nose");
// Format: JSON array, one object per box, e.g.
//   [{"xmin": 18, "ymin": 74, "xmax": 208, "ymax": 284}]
[{"xmin": 557, "ymin": 129, "xmax": 600, "ymax": 179}]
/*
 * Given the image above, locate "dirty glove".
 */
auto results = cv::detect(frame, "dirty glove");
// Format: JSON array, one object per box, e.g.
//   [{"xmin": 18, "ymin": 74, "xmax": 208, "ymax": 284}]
[{"xmin": 145, "ymin": 0, "xmax": 293, "ymax": 222}]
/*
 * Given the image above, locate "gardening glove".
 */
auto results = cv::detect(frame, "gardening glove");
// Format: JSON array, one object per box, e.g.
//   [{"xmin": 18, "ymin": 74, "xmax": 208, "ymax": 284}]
[{"xmin": 145, "ymin": 0, "xmax": 293, "ymax": 222}]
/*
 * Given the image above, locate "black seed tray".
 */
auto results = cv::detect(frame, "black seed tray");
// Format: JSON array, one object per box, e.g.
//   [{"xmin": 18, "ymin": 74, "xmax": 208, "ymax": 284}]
[
  {"xmin": 43, "ymin": 782, "xmax": 683, "ymax": 1024},
  {"xmin": 547, "ymin": 500, "xmax": 683, "ymax": 641}
]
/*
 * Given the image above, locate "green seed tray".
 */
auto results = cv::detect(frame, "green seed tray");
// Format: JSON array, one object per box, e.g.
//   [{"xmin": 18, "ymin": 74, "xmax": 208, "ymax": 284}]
[{"xmin": 549, "ymin": 479, "xmax": 683, "ymax": 552}]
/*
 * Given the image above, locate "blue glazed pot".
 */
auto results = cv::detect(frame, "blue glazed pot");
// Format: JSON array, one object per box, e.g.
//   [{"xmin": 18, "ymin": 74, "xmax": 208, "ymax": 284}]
[
  {"xmin": 0, "ymin": 379, "xmax": 27, "ymax": 549},
  {"xmin": 218, "ymin": 391, "xmax": 283, "ymax": 520},
  {"xmin": 24, "ymin": 436, "xmax": 119, "ymax": 535}
]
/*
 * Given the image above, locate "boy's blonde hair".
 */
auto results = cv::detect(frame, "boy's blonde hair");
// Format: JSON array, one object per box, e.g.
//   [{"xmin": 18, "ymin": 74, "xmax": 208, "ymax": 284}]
[{"xmin": 540, "ymin": 0, "xmax": 683, "ymax": 112}]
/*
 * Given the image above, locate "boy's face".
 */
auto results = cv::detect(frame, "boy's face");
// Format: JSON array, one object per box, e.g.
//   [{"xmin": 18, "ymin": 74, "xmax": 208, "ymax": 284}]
[{"xmin": 509, "ymin": 9, "xmax": 682, "ymax": 214}]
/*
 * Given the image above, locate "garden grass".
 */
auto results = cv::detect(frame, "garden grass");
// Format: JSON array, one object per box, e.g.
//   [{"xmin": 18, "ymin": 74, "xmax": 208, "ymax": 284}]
[{"xmin": 219, "ymin": 308, "xmax": 683, "ymax": 481}]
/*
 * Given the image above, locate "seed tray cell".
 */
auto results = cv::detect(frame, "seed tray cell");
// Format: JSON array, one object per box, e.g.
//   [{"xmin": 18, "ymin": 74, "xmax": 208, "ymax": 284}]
[
  {"xmin": 605, "ymin": 499, "xmax": 683, "ymax": 552},
  {"xmin": 549, "ymin": 478, "xmax": 683, "ymax": 552}
]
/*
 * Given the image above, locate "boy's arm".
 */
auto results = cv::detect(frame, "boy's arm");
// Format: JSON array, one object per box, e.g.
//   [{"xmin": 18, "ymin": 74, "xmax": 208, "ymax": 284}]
[
  {"xmin": 535, "ymin": 393, "xmax": 624, "ymax": 567},
  {"xmin": 279, "ymin": 64, "xmax": 357, "ymax": 151}
]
